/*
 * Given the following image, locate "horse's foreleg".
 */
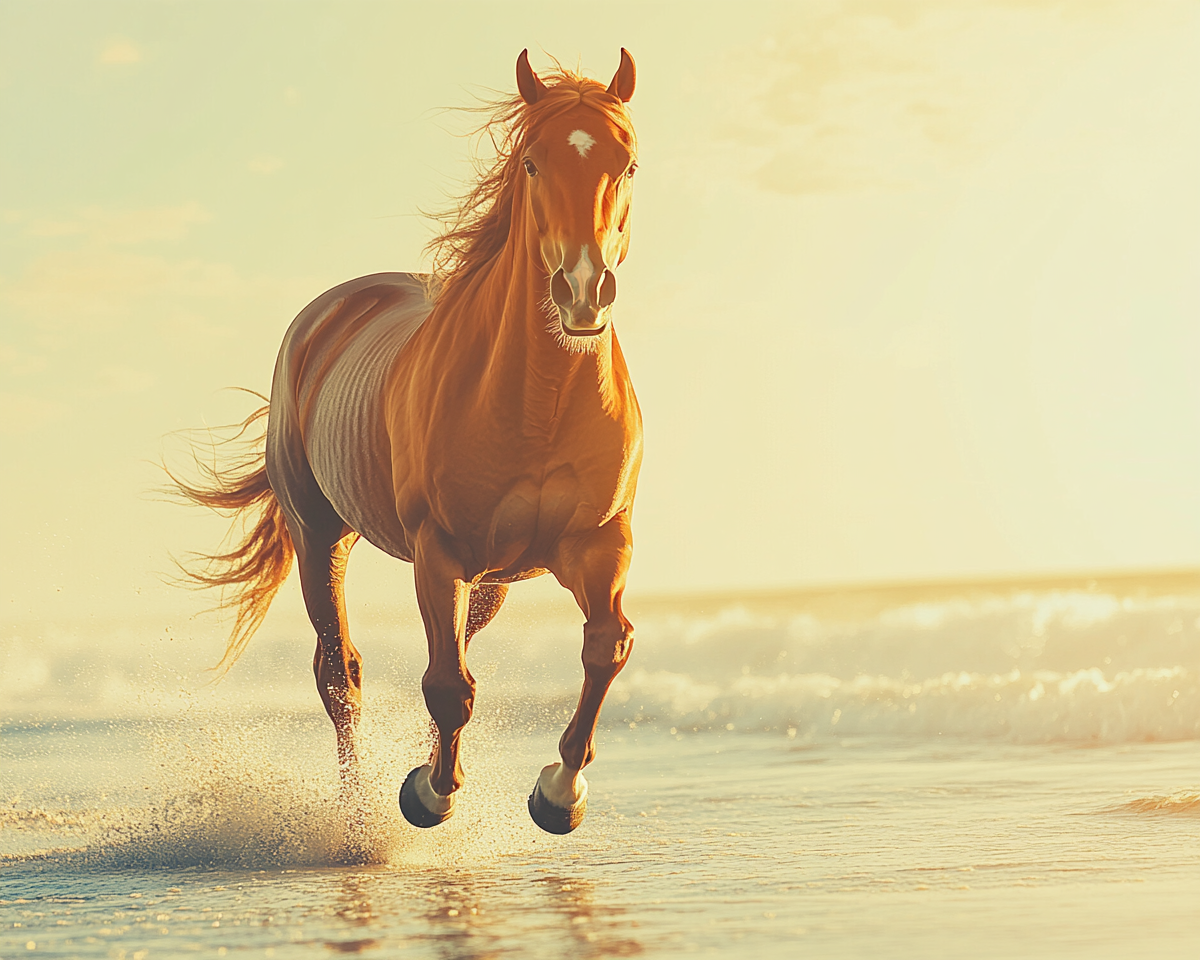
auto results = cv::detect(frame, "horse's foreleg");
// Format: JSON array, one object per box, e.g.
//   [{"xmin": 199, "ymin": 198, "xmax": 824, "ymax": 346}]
[
  {"xmin": 298, "ymin": 533, "xmax": 363, "ymax": 779},
  {"xmin": 399, "ymin": 525, "xmax": 473, "ymax": 828},
  {"xmin": 531, "ymin": 518, "xmax": 635, "ymax": 834}
]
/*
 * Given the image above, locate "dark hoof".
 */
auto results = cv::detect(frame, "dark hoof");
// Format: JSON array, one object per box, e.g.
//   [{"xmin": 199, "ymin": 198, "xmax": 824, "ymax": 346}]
[
  {"xmin": 528, "ymin": 780, "xmax": 587, "ymax": 835},
  {"xmin": 399, "ymin": 765, "xmax": 454, "ymax": 829}
]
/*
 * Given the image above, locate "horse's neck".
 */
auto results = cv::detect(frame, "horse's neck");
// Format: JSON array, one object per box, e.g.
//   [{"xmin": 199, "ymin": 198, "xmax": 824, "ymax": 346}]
[{"xmin": 470, "ymin": 234, "xmax": 615, "ymax": 420}]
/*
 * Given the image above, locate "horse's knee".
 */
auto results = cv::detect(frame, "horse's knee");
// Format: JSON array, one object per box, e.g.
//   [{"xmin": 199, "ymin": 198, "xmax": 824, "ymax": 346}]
[{"xmin": 582, "ymin": 616, "xmax": 634, "ymax": 682}]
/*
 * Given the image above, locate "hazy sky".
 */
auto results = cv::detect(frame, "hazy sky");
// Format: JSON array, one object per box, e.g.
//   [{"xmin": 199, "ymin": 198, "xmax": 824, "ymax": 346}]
[{"xmin": 3, "ymin": 1, "xmax": 1200, "ymax": 624}]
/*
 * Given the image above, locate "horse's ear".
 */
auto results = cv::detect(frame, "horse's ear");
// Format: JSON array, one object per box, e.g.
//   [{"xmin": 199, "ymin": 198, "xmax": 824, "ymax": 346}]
[
  {"xmin": 607, "ymin": 48, "xmax": 636, "ymax": 103},
  {"xmin": 517, "ymin": 49, "xmax": 548, "ymax": 105}
]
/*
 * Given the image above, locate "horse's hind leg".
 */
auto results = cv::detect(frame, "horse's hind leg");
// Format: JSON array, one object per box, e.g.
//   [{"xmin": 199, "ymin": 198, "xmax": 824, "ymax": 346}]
[
  {"xmin": 266, "ymin": 398, "xmax": 365, "ymax": 783},
  {"xmin": 297, "ymin": 532, "xmax": 364, "ymax": 780}
]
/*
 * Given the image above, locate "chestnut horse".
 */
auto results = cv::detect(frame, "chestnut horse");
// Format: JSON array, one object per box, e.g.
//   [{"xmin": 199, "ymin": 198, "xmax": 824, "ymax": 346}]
[{"xmin": 176, "ymin": 50, "xmax": 641, "ymax": 834}]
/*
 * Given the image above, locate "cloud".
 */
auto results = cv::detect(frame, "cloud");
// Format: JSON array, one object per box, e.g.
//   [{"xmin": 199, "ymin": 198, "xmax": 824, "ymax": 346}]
[
  {"xmin": 0, "ymin": 393, "xmax": 65, "ymax": 435},
  {"xmin": 2, "ymin": 245, "xmax": 254, "ymax": 329},
  {"xmin": 712, "ymin": 0, "xmax": 1132, "ymax": 195},
  {"xmin": 0, "ymin": 205, "xmax": 310, "ymax": 337},
  {"xmin": 24, "ymin": 202, "xmax": 211, "ymax": 245},
  {"xmin": 0, "ymin": 203, "xmax": 309, "ymax": 443},
  {"xmin": 247, "ymin": 156, "xmax": 284, "ymax": 175},
  {"xmin": 0, "ymin": 343, "xmax": 47, "ymax": 377},
  {"xmin": 97, "ymin": 365, "xmax": 157, "ymax": 395},
  {"xmin": 99, "ymin": 39, "xmax": 141, "ymax": 65}
]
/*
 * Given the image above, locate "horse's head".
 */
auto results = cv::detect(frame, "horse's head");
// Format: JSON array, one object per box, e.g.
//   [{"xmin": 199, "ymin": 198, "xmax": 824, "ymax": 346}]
[{"xmin": 516, "ymin": 49, "xmax": 638, "ymax": 339}]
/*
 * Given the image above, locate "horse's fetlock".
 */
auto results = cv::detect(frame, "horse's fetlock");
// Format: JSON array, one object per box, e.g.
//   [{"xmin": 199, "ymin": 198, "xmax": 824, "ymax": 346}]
[
  {"xmin": 431, "ymin": 764, "xmax": 464, "ymax": 797},
  {"xmin": 422, "ymin": 673, "xmax": 475, "ymax": 728},
  {"xmin": 559, "ymin": 735, "xmax": 596, "ymax": 771}
]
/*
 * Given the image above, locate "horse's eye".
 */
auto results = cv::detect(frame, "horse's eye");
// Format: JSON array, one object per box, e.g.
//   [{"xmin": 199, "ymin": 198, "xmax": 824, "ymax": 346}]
[
  {"xmin": 625, "ymin": 163, "xmax": 638, "ymax": 179},
  {"xmin": 523, "ymin": 158, "xmax": 538, "ymax": 177}
]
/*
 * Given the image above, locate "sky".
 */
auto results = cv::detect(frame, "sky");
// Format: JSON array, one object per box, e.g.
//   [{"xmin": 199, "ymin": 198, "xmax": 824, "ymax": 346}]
[{"xmin": 3, "ymin": 0, "xmax": 1200, "ymax": 627}]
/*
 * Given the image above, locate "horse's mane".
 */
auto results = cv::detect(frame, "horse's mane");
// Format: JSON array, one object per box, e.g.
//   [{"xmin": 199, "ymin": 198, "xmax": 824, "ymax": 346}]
[{"xmin": 425, "ymin": 66, "xmax": 636, "ymax": 296}]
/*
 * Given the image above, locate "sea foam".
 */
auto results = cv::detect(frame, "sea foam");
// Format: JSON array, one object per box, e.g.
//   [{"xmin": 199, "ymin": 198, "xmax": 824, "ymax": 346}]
[{"xmin": 4, "ymin": 583, "xmax": 1199, "ymax": 744}]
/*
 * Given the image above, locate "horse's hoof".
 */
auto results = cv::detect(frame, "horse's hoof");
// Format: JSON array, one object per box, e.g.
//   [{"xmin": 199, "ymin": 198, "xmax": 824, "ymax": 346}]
[
  {"xmin": 527, "ymin": 775, "xmax": 587, "ymax": 835},
  {"xmin": 399, "ymin": 764, "xmax": 455, "ymax": 828}
]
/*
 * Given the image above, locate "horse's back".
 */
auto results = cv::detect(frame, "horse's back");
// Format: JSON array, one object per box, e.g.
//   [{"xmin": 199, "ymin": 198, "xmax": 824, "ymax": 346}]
[{"xmin": 267, "ymin": 272, "xmax": 433, "ymax": 558}]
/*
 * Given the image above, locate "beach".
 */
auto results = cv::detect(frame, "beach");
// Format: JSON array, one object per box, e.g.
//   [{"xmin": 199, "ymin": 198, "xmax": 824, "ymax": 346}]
[{"xmin": 4, "ymin": 572, "xmax": 1200, "ymax": 957}]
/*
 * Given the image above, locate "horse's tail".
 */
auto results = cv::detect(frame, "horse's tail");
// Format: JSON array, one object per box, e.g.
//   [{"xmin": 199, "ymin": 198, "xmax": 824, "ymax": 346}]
[{"xmin": 168, "ymin": 400, "xmax": 295, "ymax": 672}]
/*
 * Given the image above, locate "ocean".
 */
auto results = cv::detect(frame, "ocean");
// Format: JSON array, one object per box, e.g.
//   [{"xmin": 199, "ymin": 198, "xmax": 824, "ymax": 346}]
[{"xmin": 4, "ymin": 571, "xmax": 1200, "ymax": 957}]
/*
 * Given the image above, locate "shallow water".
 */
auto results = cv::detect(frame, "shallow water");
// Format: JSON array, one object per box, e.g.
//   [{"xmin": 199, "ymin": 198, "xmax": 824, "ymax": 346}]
[
  {"xmin": 5, "ymin": 724, "xmax": 1200, "ymax": 957},
  {"xmin": 4, "ymin": 578, "xmax": 1200, "ymax": 956}
]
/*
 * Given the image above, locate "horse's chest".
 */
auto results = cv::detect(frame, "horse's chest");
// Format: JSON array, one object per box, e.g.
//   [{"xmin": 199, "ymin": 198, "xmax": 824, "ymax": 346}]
[{"xmin": 476, "ymin": 465, "xmax": 599, "ymax": 569}]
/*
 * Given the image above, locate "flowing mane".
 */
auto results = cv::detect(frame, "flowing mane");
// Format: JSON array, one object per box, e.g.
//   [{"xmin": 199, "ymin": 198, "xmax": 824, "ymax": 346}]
[{"xmin": 425, "ymin": 67, "xmax": 637, "ymax": 297}]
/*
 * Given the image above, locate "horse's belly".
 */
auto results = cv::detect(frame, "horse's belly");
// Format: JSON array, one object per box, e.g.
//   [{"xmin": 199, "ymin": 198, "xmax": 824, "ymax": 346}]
[{"xmin": 298, "ymin": 279, "xmax": 431, "ymax": 559}]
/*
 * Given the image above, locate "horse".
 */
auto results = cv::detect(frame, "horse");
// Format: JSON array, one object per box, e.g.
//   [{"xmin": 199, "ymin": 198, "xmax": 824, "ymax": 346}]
[{"xmin": 174, "ymin": 49, "xmax": 642, "ymax": 835}]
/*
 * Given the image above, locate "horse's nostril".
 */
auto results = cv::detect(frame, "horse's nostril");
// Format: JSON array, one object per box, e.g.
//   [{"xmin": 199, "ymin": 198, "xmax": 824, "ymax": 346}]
[
  {"xmin": 598, "ymin": 270, "xmax": 617, "ymax": 308},
  {"xmin": 550, "ymin": 269, "xmax": 573, "ymax": 308}
]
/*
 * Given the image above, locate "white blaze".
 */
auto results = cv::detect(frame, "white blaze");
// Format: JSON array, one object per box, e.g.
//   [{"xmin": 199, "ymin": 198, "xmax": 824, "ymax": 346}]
[{"xmin": 568, "ymin": 128, "xmax": 596, "ymax": 157}]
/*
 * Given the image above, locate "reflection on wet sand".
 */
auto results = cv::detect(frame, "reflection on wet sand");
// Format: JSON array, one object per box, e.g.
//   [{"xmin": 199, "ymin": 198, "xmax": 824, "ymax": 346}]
[
  {"xmin": 334, "ymin": 873, "xmax": 378, "ymax": 926},
  {"xmin": 310, "ymin": 867, "xmax": 647, "ymax": 958},
  {"xmin": 535, "ymin": 874, "xmax": 643, "ymax": 957},
  {"xmin": 321, "ymin": 872, "xmax": 380, "ymax": 953},
  {"xmin": 415, "ymin": 874, "xmax": 487, "ymax": 960}
]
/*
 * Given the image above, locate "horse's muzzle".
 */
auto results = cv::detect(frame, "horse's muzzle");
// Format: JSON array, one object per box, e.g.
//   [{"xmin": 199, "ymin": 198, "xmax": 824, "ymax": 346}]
[{"xmin": 551, "ymin": 267, "xmax": 617, "ymax": 337}]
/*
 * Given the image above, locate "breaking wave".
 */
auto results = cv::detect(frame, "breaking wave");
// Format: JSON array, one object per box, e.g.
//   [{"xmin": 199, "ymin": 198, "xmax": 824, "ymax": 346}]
[
  {"xmin": 1104, "ymin": 793, "xmax": 1200, "ymax": 816},
  {"xmin": 4, "ymin": 581, "xmax": 1200, "ymax": 745},
  {"xmin": 613, "ymin": 587, "xmax": 1200, "ymax": 743}
]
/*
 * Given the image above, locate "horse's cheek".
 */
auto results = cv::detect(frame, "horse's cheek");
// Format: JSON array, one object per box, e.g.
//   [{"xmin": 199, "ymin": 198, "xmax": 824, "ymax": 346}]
[
  {"xmin": 529, "ymin": 188, "xmax": 548, "ymax": 235},
  {"xmin": 619, "ymin": 229, "xmax": 631, "ymax": 265}
]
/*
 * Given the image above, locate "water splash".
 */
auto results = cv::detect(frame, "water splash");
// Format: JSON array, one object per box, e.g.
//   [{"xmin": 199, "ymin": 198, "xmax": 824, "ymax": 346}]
[{"xmin": 3, "ymin": 704, "xmax": 560, "ymax": 870}]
